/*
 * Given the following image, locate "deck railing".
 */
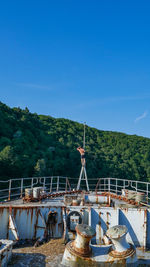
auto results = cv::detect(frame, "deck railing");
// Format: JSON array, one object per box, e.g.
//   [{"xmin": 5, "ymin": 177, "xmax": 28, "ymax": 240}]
[{"xmin": 0, "ymin": 176, "xmax": 150, "ymax": 201}]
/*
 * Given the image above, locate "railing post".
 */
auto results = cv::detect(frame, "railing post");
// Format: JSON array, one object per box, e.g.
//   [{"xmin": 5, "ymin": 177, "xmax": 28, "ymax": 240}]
[
  {"xmin": 108, "ymin": 178, "xmax": 110, "ymax": 192},
  {"xmin": 104, "ymin": 178, "xmax": 105, "ymax": 192},
  {"xmin": 123, "ymin": 180, "xmax": 125, "ymax": 189},
  {"xmin": 65, "ymin": 178, "xmax": 67, "ymax": 192},
  {"xmin": 147, "ymin": 183, "xmax": 149, "ymax": 203},
  {"xmin": 116, "ymin": 179, "xmax": 117, "ymax": 194},
  {"xmin": 31, "ymin": 178, "xmax": 34, "ymax": 189},
  {"xmin": 8, "ymin": 180, "xmax": 12, "ymax": 201},
  {"xmin": 20, "ymin": 178, "xmax": 23, "ymax": 198},
  {"xmin": 57, "ymin": 176, "xmax": 59, "ymax": 192},
  {"xmin": 50, "ymin": 177, "xmax": 53, "ymax": 193}
]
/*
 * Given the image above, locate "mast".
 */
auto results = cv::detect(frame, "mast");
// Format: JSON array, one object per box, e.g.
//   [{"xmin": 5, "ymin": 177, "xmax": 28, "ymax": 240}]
[
  {"xmin": 77, "ymin": 122, "xmax": 89, "ymax": 191},
  {"xmin": 83, "ymin": 122, "xmax": 86, "ymax": 150}
]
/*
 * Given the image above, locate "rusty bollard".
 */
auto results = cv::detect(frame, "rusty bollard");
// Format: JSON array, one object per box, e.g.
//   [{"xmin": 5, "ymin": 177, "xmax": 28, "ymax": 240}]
[
  {"xmin": 106, "ymin": 225, "xmax": 138, "ymax": 266},
  {"xmin": 61, "ymin": 224, "xmax": 96, "ymax": 266},
  {"xmin": 72, "ymin": 224, "xmax": 96, "ymax": 256}
]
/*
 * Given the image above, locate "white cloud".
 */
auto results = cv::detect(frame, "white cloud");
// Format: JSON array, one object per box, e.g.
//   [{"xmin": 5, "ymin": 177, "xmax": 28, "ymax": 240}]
[{"xmin": 134, "ymin": 111, "xmax": 148, "ymax": 123}]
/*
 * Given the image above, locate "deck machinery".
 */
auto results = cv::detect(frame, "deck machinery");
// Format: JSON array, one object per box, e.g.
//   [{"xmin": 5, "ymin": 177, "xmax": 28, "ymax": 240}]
[{"xmin": 0, "ymin": 176, "xmax": 150, "ymax": 266}]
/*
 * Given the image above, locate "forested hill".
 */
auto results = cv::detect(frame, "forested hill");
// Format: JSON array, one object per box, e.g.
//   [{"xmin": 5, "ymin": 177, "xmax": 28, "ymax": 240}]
[{"xmin": 0, "ymin": 101, "xmax": 150, "ymax": 182}]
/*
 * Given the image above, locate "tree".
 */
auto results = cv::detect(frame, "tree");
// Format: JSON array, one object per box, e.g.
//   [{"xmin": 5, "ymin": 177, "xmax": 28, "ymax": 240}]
[{"xmin": 34, "ymin": 159, "xmax": 46, "ymax": 176}]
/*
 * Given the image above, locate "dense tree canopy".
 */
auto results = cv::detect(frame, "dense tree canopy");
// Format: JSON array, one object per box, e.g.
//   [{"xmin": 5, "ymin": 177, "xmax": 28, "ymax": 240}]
[{"xmin": 0, "ymin": 101, "xmax": 150, "ymax": 182}]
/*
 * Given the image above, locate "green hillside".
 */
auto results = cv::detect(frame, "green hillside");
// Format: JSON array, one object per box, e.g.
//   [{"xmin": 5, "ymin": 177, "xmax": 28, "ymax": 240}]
[{"xmin": 0, "ymin": 101, "xmax": 150, "ymax": 182}]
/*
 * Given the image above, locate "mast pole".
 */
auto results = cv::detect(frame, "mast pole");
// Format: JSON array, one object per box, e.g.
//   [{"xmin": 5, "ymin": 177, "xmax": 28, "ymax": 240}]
[
  {"xmin": 83, "ymin": 122, "xmax": 86, "ymax": 150},
  {"xmin": 77, "ymin": 122, "xmax": 89, "ymax": 191}
]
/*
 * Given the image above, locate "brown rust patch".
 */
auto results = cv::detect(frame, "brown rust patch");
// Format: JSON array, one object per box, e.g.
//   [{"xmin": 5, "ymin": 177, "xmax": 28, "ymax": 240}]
[
  {"xmin": 109, "ymin": 243, "xmax": 135, "ymax": 259},
  {"xmin": 67, "ymin": 241, "xmax": 92, "ymax": 258},
  {"xmin": 106, "ymin": 212, "xmax": 110, "ymax": 229}
]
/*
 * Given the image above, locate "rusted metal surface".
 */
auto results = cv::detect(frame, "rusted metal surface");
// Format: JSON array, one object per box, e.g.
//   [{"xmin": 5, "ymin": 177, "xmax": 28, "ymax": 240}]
[
  {"xmin": 1, "ymin": 176, "xmax": 150, "ymax": 203},
  {"xmin": 71, "ymin": 224, "xmax": 95, "ymax": 256},
  {"xmin": 109, "ymin": 243, "xmax": 136, "ymax": 258},
  {"xmin": 106, "ymin": 225, "xmax": 136, "ymax": 260},
  {"xmin": 84, "ymin": 195, "xmax": 109, "ymax": 205},
  {"xmin": 89, "ymin": 207, "xmax": 119, "ymax": 245},
  {"xmin": 64, "ymin": 194, "xmax": 81, "ymax": 206},
  {"xmin": 23, "ymin": 189, "xmax": 81, "ymax": 203},
  {"xmin": 0, "ymin": 205, "xmax": 64, "ymax": 241},
  {"xmin": 0, "ymin": 191, "xmax": 150, "ymax": 251},
  {"xmin": 25, "ymin": 188, "xmax": 33, "ymax": 198},
  {"xmin": 62, "ymin": 224, "xmax": 95, "ymax": 266},
  {"xmin": 62, "ymin": 223, "xmax": 138, "ymax": 266},
  {"xmin": 119, "ymin": 208, "xmax": 147, "ymax": 247},
  {"xmin": 8, "ymin": 214, "xmax": 19, "ymax": 240}
]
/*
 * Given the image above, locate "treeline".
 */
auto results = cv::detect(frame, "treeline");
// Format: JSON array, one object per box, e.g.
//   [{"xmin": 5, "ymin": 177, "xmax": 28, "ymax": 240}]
[{"xmin": 0, "ymin": 101, "xmax": 150, "ymax": 182}]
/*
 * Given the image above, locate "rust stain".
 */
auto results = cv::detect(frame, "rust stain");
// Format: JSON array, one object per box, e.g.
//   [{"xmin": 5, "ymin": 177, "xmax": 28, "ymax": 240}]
[
  {"xmin": 30, "ymin": 208, "xmax": 33, "ymax": 224},
  {"xmin": 109, "ymin": 243, "xmax": 135, "ymax": 259},
  {"xmin": 106, "ymin": 212, "xmax": 110, "ymax": 229},
  {"xmin": 0, "ymin": 207, "xmax": 5, "ymax": 215},
  {"xmin": 13, "ymin": 208, "xmax": 17, "ymax": 218},
  {"xmin": 33, "ymin": 208, "xmax": 39, "ymax": 239},
  {"xmin": 96, "ymin": 195, "xmax": 98, "ymax": 204},
  {"xmin": 9, "ymin": 206, "xmax": 12, "ymax": 214}
]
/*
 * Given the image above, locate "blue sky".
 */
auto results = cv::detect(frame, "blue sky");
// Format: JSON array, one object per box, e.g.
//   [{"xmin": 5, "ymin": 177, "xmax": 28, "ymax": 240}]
[{"xmin": 1, "ymin": 1, "xmax": 150, "ymax": 138}]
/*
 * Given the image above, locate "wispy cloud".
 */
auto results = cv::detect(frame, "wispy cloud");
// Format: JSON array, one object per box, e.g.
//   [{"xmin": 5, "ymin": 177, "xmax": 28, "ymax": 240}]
[
  {"xmin": 15, "ymin": 82, "xmax": 50, "ymax": 90},
  {"xmin": 73, "ymin": 95, "xmax": 150, "ymax": 110},
  {"xmin": 135, "ymin": 111, "xmax": 148, "ymax": 123},
  {"xmin": 14, "ymin": 81, "xmax": 72, "ymax": 91}
]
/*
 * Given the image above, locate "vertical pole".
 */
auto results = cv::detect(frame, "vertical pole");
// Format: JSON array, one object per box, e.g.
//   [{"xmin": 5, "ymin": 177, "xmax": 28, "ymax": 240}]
[
  {"xmin": 8, "ymin": 180, "xmax": 12, "ymax": 201},
  {"xmin": 57, "ymin": 176, "xmax": 59, "ymax": 192},
  {"xmin": 50, "ymin": 177, "xmax": 53, "ymax": 193},
  {"xmin": 116, "ymin": 179, "xmax": 117, "ymax": 194},
  {"xmin": 99, "ymin": 178, "xmax": 101, "ymax": 192},
  {"xmin": 147, "ymin": 183, "xmax": 149, "ymax": 203},
  {"xmin": 108, "ymin": 178, "xmax": 110, "ymax": 193},
  {"xmin": 83, "ymin": 122, "xmax": 86, "ymax": 149},
  {"xmin": 20, "ymin": 178, "xmax": 23, "ymax": 198},
  {"xmin": 65, "ymin": 178, "xmax": 67, "ymax": 192},
  {"xmin": 77, "ymin": 167, "xmax": 83, "ymax": 190},
  {"xmin": 123, "ymin": 179, "xmax": 125, "ymax": 189},
  {"xmin": 31, "ymin": 178, "xmax": 33, "ymax": 189},
  {"xmin": 84, "ymin": 167, "xmax": 89, "ymax": 191}
]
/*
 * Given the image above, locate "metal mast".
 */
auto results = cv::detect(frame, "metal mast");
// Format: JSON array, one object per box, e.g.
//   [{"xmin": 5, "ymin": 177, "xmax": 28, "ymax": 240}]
[
  {"xmin": 77, "ymin": 122, "xmax": 89, "ymax": 191},
  {"xmin": 83, "ymin": 122, "xmax": 85, "ymax": 149}
]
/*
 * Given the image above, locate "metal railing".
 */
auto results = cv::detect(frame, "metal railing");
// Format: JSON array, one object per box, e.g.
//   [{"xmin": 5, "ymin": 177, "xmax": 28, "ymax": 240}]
[
  {"xmin": 0, "ymin": 176, "xmax": 150, "ymax": 201},
  {"xmin": 95, "ymin": 177, "xmax": 150, "ymax": 201}
]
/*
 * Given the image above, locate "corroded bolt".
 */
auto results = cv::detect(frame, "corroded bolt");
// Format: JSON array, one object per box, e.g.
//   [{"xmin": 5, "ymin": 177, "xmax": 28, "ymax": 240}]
[{"xmin": 72, "ymin": 224, "xmax": 96, "ymax": 256}]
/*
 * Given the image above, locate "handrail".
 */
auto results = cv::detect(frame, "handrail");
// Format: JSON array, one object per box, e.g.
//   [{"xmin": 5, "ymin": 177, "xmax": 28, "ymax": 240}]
[{"xmin": 0, "ymin": 176, "xmax": 150, "ymax": 201}]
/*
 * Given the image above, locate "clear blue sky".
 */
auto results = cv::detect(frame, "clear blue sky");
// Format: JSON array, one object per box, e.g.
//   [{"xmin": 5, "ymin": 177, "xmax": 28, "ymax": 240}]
[{"xmin": 1, "ymin": 1, "xmax": 150, "ymax": 138}]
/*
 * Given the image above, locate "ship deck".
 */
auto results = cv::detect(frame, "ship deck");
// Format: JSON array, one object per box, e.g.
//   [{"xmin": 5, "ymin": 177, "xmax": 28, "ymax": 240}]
[{"xmin": 1, "ymin": 176, "xmax": 150, "ymax": 266}]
